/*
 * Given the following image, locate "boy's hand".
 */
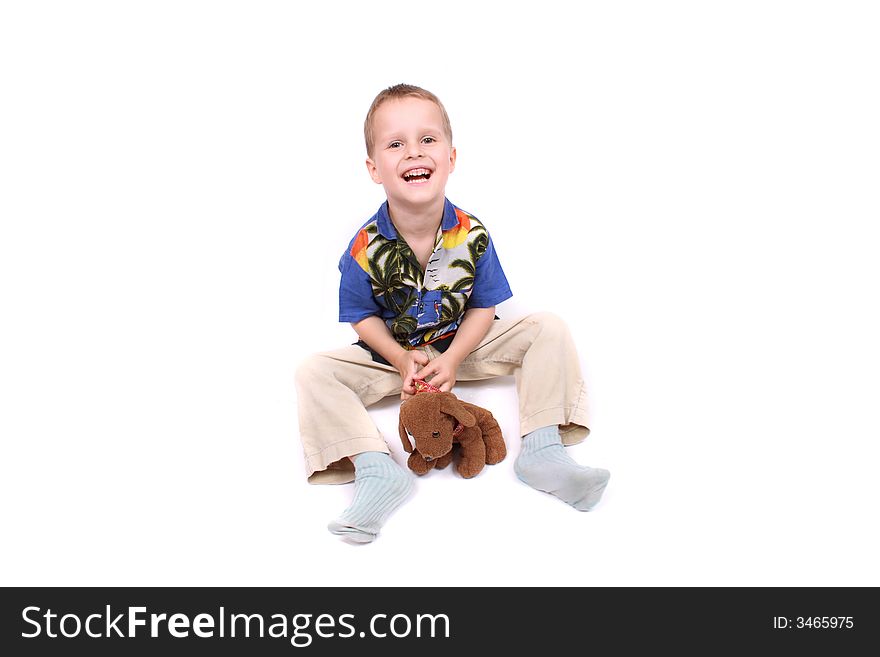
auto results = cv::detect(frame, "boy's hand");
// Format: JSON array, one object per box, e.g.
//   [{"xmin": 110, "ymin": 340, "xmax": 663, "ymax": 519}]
[
  {"xmin": 394, "ymin": 350, "xmax": 430, "ymax": 400},
  {"xmin": 413, "ymin": 352, "xmax": 462, "ymax": 393}
]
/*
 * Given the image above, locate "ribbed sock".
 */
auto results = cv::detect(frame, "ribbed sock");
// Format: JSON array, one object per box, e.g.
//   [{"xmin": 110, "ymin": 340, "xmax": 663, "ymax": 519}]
[
  {"xmin": 327, "ymin": 451, "xmax": 414, "ymax": 543},
  {"xmin": 514, "ymin": 426, "xmax": 610, "ymax": 511}
]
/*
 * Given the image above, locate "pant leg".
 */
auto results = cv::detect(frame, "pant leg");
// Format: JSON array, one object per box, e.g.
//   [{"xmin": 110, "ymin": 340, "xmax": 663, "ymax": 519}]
[
  {"xmin": 295, "ymin": 345, "xmax": 408, "ymax": 484},
  {"xmin": 456, "ymin": 312, "xmax": 591, "ymax": 445}
]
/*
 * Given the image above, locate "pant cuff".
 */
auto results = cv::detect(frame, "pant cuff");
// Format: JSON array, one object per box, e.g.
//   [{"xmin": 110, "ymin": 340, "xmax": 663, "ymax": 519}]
[
  {"xmin": 520, "ymin": 408, "xmax": 590, "ymax": 446},
  {"xmin": 305, "ymin": 437, "xmax": 391, "ymax": 485}
]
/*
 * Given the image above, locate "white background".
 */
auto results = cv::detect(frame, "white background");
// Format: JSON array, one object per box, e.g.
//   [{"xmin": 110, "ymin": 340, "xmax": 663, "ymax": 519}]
[{"xmin": 2, "ymin": 1, "xmax": 879, "ymax": 586}]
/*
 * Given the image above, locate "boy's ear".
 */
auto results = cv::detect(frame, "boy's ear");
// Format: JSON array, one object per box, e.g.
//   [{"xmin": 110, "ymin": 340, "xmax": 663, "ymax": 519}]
[
  {"xmin": 365, "ymin": 158, "xmax": 383, "ymax": 184},
  {"xmin": 448, "ymin": 146, "xmax": 457, "ymax": 174}
]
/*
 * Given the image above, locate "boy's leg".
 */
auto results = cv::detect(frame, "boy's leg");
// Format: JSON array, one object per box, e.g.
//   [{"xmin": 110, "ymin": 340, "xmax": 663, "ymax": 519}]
[
  {"xmin": 457, "ymin": 312, "xmax": 590, "ymax": 441},
  {"xmin": 456, "ymin": 312, "xmax": 610, "ymax": 510},
  {"xmin": 295, "ymin": 345, "xmax": 416, "ymax": 542},
  {"xmin": 295, "ymin": 345, "xmax": 403, "ymax": 484}
]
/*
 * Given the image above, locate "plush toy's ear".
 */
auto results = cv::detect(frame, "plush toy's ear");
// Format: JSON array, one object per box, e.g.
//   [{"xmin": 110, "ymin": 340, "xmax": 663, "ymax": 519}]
[
  {"xmin": 439, "ymin": 393, "xmax": 476, "ymax": 427},
  {"xmin": 398, "ymin": 415, "xmax": 414, "ymax": 453}
]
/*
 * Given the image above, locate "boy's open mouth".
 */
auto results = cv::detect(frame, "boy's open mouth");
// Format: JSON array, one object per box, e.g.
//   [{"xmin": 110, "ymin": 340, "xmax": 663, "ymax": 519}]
[{"xmin": 402, "ymin": 167, "xmax": 432, "ymax": 184}]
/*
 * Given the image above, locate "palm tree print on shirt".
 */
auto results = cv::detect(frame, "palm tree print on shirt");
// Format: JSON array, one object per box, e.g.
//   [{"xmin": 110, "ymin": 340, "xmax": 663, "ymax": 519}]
[{"xmin": 353, "ymin": 208, "xmax": 490, "ymax": 348}]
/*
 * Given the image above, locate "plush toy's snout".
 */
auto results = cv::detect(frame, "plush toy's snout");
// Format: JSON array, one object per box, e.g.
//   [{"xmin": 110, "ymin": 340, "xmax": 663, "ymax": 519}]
[{"xmin": 424, "ymin": 432, "xmax": 443, "ymax": 461}]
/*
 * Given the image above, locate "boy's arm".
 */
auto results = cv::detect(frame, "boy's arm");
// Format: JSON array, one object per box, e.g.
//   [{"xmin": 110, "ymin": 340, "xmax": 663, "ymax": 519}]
[
  {"xmin": 443, "ymin": 306, "xmax": 496, "ymax": 363},
  {"xmin": 351, "ymin": 316, "xmax": 408, "ymax": 368},
  {"xmin": 414, "ymin": 306, "xmax": 496, "ymax": 391},
  {"xmin": 352, "ymin": 316, "xmax": 429, "ymax": 399}
]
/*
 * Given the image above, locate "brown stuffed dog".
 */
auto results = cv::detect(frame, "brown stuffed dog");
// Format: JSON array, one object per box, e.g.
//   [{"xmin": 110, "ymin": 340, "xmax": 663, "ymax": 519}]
[{"xmin": 398, "ymin": 380, "xmax": 506, "ymax": 478}]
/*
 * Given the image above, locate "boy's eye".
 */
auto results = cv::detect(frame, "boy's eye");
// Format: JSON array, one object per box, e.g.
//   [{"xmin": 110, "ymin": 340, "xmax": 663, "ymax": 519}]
[{"xmin": 389, "ymin": 137, "xmax": 435, "ymax": 148}]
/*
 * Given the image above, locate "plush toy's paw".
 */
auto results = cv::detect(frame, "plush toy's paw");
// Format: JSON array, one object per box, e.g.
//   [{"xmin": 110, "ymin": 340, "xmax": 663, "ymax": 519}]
[
  {"xmin": 407, "ymin": 452, "xmax": 432, "ymax": 475},
  {"xmin": 456, "ymin": 458, "xmax": 484, "ymax": 479},
  {"xmin": 434, "ymin": 452, "xmax": 454, "ymax": 470},
  {"xmin": 485, "ymin": 442, "xmax": 506, "ymax": 465}
]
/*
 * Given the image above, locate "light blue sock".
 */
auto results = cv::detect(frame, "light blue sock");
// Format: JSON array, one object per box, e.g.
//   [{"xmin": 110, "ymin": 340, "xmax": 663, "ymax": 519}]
[
  {"xmin": 514, "ymin": 426, "xmax": 610, "ymax": 511},
  {"xmin": 328, "ymin": 451, "xmax": 414, "ymax": 543}
]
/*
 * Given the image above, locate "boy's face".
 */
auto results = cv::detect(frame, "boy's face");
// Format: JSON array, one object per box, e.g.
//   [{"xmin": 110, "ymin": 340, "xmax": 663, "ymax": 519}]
[{"xmin": 366, "ymin": 97, "xmax": 456, "ymax": 214}]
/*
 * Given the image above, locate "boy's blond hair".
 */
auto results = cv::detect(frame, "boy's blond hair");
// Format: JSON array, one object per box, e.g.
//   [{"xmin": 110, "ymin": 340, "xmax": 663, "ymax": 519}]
[{"xmin": 364, "ymin": 83, "xmax": 453, "ymax": 159}]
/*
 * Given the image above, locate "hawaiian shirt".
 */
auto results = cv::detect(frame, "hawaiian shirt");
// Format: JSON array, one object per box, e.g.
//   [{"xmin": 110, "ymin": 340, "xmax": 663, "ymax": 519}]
[{"xmin": 339, "ymin": 197, "xmax": 512, "ymax": 351}]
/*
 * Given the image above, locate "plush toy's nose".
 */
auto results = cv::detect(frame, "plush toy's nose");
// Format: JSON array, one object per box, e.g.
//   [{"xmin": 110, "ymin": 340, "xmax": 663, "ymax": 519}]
[{"xmin": 425, "ymin": 456, "xmax": 434, "ymax": 462}]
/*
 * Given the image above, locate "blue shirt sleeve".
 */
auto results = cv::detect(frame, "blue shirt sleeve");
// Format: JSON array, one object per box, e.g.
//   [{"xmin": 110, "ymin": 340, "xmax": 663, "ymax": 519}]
[
  {"xmin": 338, "ymin": 251, "xmax": 382, "ymax": 323},
  {"xmin": 467, "ymin": 233, "xmax": 513, "ymax": 308}
]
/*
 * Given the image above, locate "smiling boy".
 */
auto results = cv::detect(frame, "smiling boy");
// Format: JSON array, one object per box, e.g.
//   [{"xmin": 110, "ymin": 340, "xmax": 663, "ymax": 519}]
[{"xmin": 295, "ymin": 84, "xmax": 610, "ymax": 543}]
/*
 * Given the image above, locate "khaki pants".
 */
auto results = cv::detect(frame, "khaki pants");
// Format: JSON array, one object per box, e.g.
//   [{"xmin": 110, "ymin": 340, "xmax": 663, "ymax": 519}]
[{"xmin": 295, "ymin": 312, "xmax": 590, "ymax": 484}]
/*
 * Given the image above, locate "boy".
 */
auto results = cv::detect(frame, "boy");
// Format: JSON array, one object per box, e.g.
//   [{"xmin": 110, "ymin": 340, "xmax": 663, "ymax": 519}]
[{"xmin": 295, "ymin": 84, "xmax": 610, "ymax": 543}]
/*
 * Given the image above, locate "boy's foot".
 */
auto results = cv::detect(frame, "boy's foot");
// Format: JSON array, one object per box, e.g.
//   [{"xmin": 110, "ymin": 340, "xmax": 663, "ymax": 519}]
[
  {"xmin": 514, "ymin": 426, "xmax": 610, "ymax": 511},
  {"xmin": 328, "ymin": 451, "xmax": 414, "ymax": 543}
]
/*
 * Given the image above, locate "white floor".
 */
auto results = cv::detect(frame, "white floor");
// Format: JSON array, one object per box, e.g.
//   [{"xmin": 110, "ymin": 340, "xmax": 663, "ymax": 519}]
[{"xmin": 4, "ymin": 322, "xmax": 878, "ymax": 587}]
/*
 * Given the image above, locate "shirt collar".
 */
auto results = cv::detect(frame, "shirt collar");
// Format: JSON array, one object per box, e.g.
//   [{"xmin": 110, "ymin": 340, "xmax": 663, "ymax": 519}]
[{"xmin": 377, "ymin": 198, "xmax": 458, "ymax": 240}]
